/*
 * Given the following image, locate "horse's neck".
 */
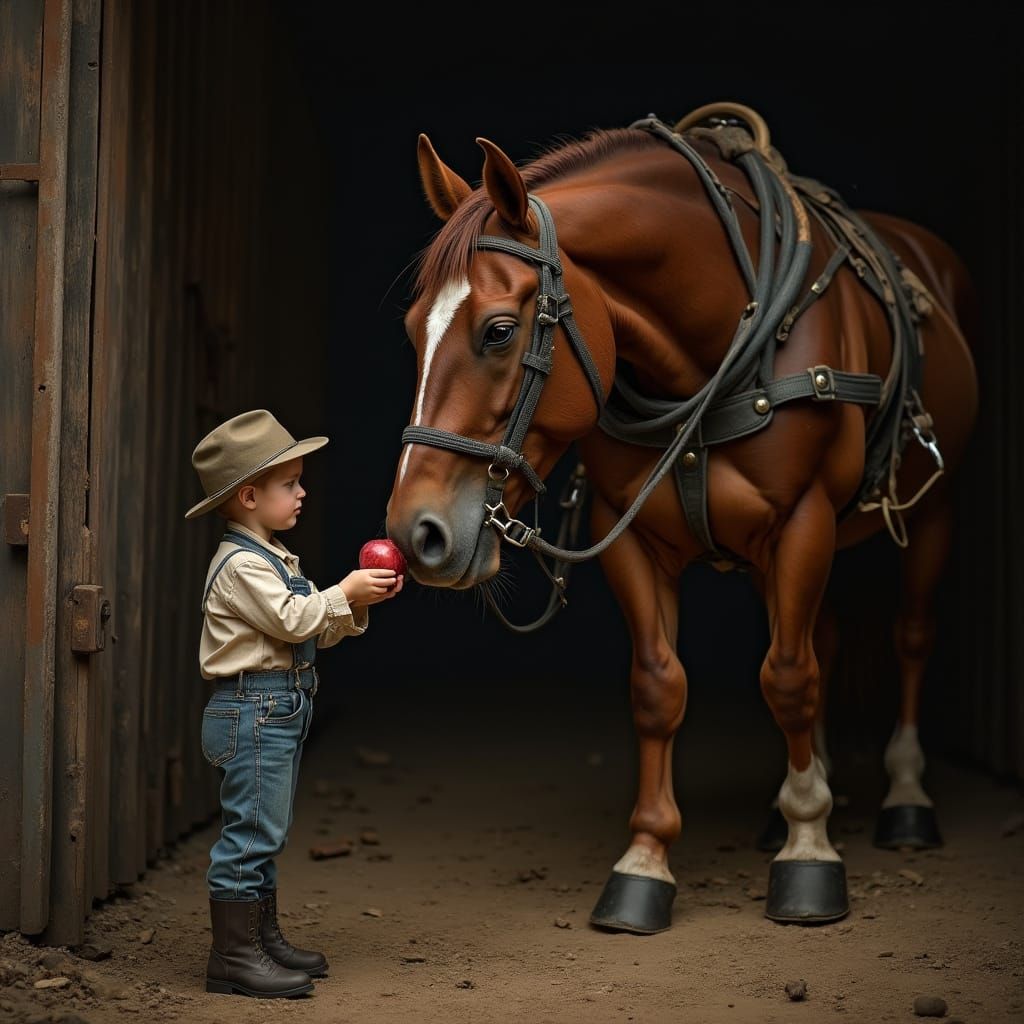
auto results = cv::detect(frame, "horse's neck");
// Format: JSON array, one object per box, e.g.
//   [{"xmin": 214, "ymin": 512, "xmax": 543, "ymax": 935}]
[{"xmin": 551, "ymin": 148, "xmax": 751, "ymax": 399}]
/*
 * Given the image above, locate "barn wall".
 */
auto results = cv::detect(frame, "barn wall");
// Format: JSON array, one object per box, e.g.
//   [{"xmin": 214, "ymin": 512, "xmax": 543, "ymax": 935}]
[{"xmin": 0, "ymin": 0, "xmax": 328, "ymax": 944}]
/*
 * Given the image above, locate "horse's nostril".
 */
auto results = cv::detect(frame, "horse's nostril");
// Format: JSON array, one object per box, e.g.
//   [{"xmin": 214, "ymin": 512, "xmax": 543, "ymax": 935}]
[{"xmin": 411, "ymin": 513, "xmax": 452, "ymax": 567}]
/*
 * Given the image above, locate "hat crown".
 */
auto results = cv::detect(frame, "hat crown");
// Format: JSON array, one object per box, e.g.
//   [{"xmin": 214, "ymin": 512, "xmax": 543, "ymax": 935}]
[{"xmin": 192, "ymin": 409, "xmax": 297, "ymax": 497}]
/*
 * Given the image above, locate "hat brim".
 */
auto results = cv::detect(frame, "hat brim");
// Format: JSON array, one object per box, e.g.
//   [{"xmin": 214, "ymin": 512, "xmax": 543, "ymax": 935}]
[{"xmin": 184, "ymin": 436, "xmax": 329, "ymax": 519}]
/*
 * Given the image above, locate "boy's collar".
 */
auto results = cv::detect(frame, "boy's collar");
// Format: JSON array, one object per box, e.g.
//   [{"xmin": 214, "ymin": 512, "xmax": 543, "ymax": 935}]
[{"xmin": 225, "ymin": 519, "xmax": 297, "ymax": 561}]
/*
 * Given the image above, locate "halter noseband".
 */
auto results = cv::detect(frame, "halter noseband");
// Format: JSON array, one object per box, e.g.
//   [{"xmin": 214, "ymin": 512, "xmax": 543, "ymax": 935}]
[{"xmin": 400, "ymin": 195, "xmax": 606, "ymax": 548}]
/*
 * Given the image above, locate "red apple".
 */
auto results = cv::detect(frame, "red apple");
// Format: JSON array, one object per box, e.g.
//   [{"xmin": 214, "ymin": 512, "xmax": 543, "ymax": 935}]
[{"xmin": 358, "ymin": 538, "xmax": 407, "ymax": 589}]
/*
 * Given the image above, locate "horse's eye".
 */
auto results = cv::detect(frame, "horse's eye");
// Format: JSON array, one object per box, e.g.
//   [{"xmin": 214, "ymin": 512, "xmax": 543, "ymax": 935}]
[{"xmin": 483, "ymin": 322, "xmax": 516, "ymax": 348}]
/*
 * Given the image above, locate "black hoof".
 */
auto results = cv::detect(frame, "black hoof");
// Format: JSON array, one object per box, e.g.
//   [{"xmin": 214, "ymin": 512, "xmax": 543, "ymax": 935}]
[
  {"xmin": 589, "ymin": 871, "xmax": 676, "ymax": 934},
  {"xmin": 755, "ymin": 806, "xmax": 788, "ymax": 852},
  {"xmin": 765, "ymin": 860, "xmax": 849, "ymax": 924},
  {"xmin": 874, "ymin": 805, "xmax": 943, "ymax": 849}
]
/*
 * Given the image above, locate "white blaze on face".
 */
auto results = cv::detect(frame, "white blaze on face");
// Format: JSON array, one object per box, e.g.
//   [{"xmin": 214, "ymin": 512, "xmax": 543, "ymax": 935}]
[
  {"xmin": 776, "ymin": 754, "xmax": 840, "ymax": 862},
  {"xmin": 882, "ymin": 723, "xmax": 932, "ymax": 808},
  {"xmin": 398, "ymin": 277, "xmax": 472, "ymax": 485}
]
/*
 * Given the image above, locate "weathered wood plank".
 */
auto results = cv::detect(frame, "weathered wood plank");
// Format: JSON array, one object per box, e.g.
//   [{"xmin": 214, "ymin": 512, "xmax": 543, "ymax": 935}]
[
  {"xmin": 139, "ymin": 0, "xmax": 177, "ymax": 870},
  {"xmin": 108, "ymin": 0, "xmax": 155, "ymax": 885},
  {"xmin": 44, "ymin": 0, "xmax": 102, "ymax": 948},
  {"xmin": 0, "ymin": 0, "xmax": 44, "ymax": 934},
  {"xmin": 20, "ymin": 0, "xmax": 72, "ymax": 937},
  {"xmin": 86, "ymin": 0, "xmax": 132, "ymax": 908}
]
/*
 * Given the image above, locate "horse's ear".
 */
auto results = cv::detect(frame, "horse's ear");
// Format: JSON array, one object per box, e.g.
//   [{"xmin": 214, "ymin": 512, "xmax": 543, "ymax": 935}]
[
  {"xmin": 417, "ymin": 134, "xmax": 472, "ymax": 222},
  {"xmin": 477, "ymin": 137, "xmax": 531, "ymax": 234}
]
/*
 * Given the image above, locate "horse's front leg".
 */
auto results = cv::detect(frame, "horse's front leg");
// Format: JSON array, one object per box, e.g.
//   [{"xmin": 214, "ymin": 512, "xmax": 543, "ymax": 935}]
[
  {"xmin": 755, "ymin": 595, "xmax": 838, "ymax": 852},
  {"xmin": 587, "ymin": 492, "xmax": 686, "ymax": 935},
  {"xmin": 760, "ymin": 482, "xmax": 849, "ymax": 923}
]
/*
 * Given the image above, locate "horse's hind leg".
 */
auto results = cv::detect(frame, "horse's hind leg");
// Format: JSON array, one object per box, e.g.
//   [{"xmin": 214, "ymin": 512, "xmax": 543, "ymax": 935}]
[
  {"xmin": 874, "ymin": 490, "xmax": 952, "ymax": 850},
  {"xmin": 588, "ymin": 494, "xmax": 685, "ymax": 935},
  {"xmin": 760, "ymin": 483, "xmax": 849, "ymax": 924}
]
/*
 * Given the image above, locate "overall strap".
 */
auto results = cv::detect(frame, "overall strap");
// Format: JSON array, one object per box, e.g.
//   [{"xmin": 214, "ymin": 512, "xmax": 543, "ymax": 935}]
[
  {"xmin": 201, "ymin": 531, "xmax": 291, "ymax": 614},
  {"xmin": 202, "ymin": 530, "xmax": 314, "ymax": 672},
  {"xmin": 222, "ymin": 529, "xmax": 291, "ymax": 582}
]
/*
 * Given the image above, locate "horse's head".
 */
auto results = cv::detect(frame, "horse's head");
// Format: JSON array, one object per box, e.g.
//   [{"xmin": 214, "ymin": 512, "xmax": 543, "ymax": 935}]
[{"xmin": 385, "ymin": 135, "xmax": 615, "ymax": 589}]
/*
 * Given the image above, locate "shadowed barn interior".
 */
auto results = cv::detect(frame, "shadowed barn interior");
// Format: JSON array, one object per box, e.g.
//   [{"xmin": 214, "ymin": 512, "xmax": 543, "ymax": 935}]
[{"xmin": 0, "ymin": 2, "xmax": 1020, "ymax": 1020}]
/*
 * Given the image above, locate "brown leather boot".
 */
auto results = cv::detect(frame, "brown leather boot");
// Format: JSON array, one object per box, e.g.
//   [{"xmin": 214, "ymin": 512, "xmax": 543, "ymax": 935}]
[
  {"xmin": 258, "ymin": 889, "xmax": 329, "ymax": 977},
  {"xmin": 205, "ymin": 897, "xmax": 314, "ymax": 997}
]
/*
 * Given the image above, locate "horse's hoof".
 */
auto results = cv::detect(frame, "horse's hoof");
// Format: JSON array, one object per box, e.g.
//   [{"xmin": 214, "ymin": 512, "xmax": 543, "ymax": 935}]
[
  {"xmin": 873, "ymin": 805, "xmax": 943, "ymax": 849},
  {"xmin": 589, "ymin": 871, "xmax": 676, "ymax": 934},
  {"xmin": 755, "ymin": 806, "xmax": 788, "ymax": 852},
  {"xmin": 765, "ymin": 860, "xmax": 849, "ymax": 924}
]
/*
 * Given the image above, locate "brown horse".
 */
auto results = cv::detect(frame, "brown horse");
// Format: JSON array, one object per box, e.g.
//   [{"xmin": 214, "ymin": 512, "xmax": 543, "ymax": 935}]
[{"xmin": 384, "ymin": 104, "xmax": 978, "ymax": 933}]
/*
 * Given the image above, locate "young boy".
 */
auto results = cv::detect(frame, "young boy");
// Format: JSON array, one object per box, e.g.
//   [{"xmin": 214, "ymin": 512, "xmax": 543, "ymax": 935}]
[{"xmin": 185, "ymin": 408, "xmax": 403, "ymax": 999}]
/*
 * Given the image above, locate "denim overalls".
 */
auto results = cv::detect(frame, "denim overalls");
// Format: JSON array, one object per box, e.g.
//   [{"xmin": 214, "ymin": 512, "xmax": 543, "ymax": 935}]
[{"xmin": 200, "ymin": 528, "xmax": 319, "ymax": 901}]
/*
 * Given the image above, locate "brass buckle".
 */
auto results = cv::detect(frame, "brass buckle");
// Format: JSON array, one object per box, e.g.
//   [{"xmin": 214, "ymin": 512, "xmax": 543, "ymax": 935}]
[{"xmin": 482, "ymin": 500, "xmax": 536, "ymax": 548}]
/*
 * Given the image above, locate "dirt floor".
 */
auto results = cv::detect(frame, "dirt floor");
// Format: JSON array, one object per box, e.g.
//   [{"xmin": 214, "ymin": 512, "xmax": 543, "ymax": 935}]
[{"xmin": 2, "ymin": 688, "xmax": 1022, "ymax": 1024}]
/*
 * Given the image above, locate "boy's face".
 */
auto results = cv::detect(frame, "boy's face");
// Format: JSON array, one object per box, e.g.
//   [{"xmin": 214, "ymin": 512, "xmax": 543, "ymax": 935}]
[{"xmin": 251, "ymin": 456, "xmax": 306, "ymax": 531}]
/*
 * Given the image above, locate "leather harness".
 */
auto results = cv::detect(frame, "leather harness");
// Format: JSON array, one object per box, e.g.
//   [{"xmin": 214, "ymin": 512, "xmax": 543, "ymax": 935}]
[{"xmin": 399, "ymin": 108, "xmax": 943, "ymax": 629}]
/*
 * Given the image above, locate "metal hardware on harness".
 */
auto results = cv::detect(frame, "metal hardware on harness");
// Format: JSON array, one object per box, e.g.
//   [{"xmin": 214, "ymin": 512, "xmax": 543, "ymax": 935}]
[
  {"xmin": 559, "ymin": 464, "xmax": 587, "ymax": 509},
  {"xmin": 808, "ymin": 365, "xmax": 837, "ymax": 400},
  {"xmin": 908, "ymin": 391, "xmax": 944, "ymax": 471},
  {"xmin": 482, "ymin": 501, "xmax": 537, "ymax": 548},
  {"xmin": 857, "ymin": 387, "xmax": 946, "ymax": 548},
  {"xmin": 536, "ymin": 293, "xmax": 561, "ymax": 325},
  {"xmin": 913, "ymin": 423, "xmax": 944, "ymax": 470}
]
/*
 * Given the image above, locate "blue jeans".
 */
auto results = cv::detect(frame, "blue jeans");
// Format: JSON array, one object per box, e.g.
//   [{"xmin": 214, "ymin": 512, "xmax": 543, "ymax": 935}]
[{"xmin": 201, "ymin": 671, "xmax": 315, "ymax": 900}]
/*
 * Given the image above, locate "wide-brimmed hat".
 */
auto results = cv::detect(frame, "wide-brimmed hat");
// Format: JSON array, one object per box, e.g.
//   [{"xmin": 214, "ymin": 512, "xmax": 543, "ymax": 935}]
[{"xmin": 185, "ymin": 409, "xmax": 328, "ymax": 520}]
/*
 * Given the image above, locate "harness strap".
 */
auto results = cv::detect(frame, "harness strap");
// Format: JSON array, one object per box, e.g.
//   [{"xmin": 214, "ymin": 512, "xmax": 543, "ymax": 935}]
[
  {"xmin": 400, "ymin": 426, "xmax": 548, "ymax": 493},
  {"xmin": 776, "ymin": 242, "xmax": 852, "ymax": 341},
  {"xmin": 676, "ymin": 443, "xmax": 715, "ymax": 555},
  {"xmin": 401, "ymin": 199, "xmax": 607, "ymax": 518},
  {"xmin": 481, "ymin": 463, "xmax": 589, "ymax": 632},
  {"xmin": 600, "ymin": 367, "xmax": 882, "ymax": 450}
]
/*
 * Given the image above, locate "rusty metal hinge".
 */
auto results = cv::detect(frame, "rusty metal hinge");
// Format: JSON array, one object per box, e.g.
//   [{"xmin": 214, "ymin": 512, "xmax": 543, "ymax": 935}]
[
  {"xmin": 71, "ymin": 585, "xmax": 111, "ymax": 653},
  {"xmin": 3, "ymin": 494, "xmax": 30, "ymax": 545}
]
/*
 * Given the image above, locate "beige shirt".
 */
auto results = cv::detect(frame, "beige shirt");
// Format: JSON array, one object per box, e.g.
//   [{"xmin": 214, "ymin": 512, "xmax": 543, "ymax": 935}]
[{"xmin": 199, "ymin": 520, "xmax": 369, "ymax": 680}]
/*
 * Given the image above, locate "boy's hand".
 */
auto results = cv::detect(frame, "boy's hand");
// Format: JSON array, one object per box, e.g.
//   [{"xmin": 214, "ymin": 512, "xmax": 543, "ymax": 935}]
[{"xmin": 340, "ymin": 568, "xmax": 405, "ymax": 606}]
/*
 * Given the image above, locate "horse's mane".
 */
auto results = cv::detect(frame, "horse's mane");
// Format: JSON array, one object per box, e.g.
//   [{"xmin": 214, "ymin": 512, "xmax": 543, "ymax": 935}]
[{"xmin": 413, "ymin": 127, "xmax": 664, "ymax": 300}]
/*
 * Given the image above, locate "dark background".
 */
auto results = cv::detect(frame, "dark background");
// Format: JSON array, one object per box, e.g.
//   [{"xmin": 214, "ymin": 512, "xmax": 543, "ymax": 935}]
[{"xmin": 263, "ymin": 13, "xmax": 1019, "ymax": 789}]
